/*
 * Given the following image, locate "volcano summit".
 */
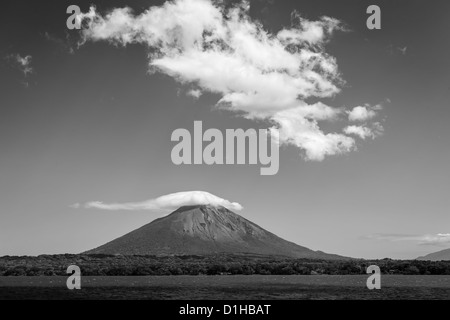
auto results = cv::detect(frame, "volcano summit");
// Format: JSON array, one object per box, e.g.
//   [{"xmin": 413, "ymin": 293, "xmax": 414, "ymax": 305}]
[{"xmin": 86, "ymin": 205, "xmax": 345, "ymax": 259}]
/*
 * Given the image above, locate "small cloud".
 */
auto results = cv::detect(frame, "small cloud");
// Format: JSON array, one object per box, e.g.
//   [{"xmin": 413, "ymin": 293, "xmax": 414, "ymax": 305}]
[
  {"xmin": 343, "ymin": 125, "xmax": 373, "ymax": 140},
  {"xmin": 386, "ymin": 44, "xmax": 408, "ymax": 56},
  {"xmin": 72, "ymin": 191, "xmax": 243, "ymax": 212},
  {"xmin": 187, "ymin": 89, "xmax": 202, "ymax": 99},
  {"xmin": 347, "ymin": 104, "xmax": 381, "ymax": 122},
  {"xmin": 343, "ymin": 122, "xmax": 383, "ymax": 140},
  {"xmin": 69, "ymin": 203, "xmax": 81, "ymax": 209},
  {"xmin": 5, "ymin": 53, "xmax": 34, "ymax": 87},
  {"xmin": 398, "ymin": 46, "xmax": 407, "ymax": 55},
  {"xmin": 7, "ymin": 54, "xmax": 33, "ymax": 76}
]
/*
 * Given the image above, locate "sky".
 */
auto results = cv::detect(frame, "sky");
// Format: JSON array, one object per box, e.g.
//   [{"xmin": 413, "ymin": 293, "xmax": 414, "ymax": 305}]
[{"xmin": 0, "ymin": 0, "xmax": 449, "ymax": 259}]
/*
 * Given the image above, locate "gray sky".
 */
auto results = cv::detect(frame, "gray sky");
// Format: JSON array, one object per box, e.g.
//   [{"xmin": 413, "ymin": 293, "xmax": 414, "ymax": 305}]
[{"xmin": 0, "ymin": 0, "xmax": 449, "ymax": 259}]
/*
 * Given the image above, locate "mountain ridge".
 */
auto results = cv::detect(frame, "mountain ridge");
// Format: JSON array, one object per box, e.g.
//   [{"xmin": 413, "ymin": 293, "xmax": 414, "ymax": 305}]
[{"xmin": 417, "ymin": 248, "xmax": 450, "ymax": 261}]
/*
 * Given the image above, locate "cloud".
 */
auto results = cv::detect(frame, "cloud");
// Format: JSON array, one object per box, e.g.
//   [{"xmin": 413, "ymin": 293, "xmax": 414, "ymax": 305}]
[
  {"xmin": 73, "ymin": 191, "xmax": 243, "ymax": 212},
  {"xmin": 343, "ymin": 122, "xmax": 384, "ymax": 140},
  {"xmin": 277, "ymin": 14, "xmax": 346, "ymax": 46},
  {"xmin": 347, "ymin": 104, "xmax": 382, "ymax": 122},
  {"xmin": 398, "ymin": 46, "xmax": 407, "ymax": 55},
  {"xmin": 366, "ymin": 233, "xmax": 450, "ymax": 246},
  {"xmin": 44, "ymin": 32, "xmax": 75, "ymax": 54},
  {"xmin": 271, "ymin": 104, "xmax": 354, "ymax": 161},
  {"xmin": 78, "ymin": 0, "xmax": 384, "ymax": 161},
  {"xmin": 7, "ymin": 54, "xmax": 33, "ymax": 76},
  {"xmin": 419, "ymin": 234, "xmax": 450, "ymax": 246},
  {"xmin": 187, "ymin": 89, "xmax": 202, "ymax": 99}
]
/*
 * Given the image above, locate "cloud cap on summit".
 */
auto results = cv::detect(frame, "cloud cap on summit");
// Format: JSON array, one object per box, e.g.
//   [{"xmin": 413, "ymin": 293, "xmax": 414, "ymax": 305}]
[{"xmin": 72, "ymin": 191, "xmax": 243, "ymax": 212}]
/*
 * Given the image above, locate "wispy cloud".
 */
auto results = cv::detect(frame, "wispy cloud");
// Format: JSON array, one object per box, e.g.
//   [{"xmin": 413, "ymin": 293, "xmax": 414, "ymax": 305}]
[
  {"xmin": 5, "ymin": 53, "xmax": 34, "ymax": 87},
  {"xmin": 43, "ymin": 32, "xmax": 75, "ymax": 54},
  {"xmin": 365, "ymin": 233, "xmax": 450, "ymax": 246},
  {"xmin": 7, "ymin": 53, "xmax": 33, "ymax": 76},
  {"xmin": 77, "ymin": 0, "xmax": 384, "ymax": 161},
  {"xmin": 72, "ymin": 191, "xmax": 243, "ymax": 212},
  {"xmin": 386, "ymin": 44, "xmax": 408, "ymax": 56},
  {"xmin": 398, "ymin": 46, "xmax": 407, "ymax": 55}
]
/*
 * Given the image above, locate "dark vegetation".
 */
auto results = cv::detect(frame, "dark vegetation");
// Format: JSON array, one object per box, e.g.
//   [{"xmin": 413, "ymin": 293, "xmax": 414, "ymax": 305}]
[
  {"xmin": 1, "ymin": 253, "xmax": 450, "ymax": 276},
  {"xmin": 2, "ymin": 283, "xmax": 450, "ymax": 300}
]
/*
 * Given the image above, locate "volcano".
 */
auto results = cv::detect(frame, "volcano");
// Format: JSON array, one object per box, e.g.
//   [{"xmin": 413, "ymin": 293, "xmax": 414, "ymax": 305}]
[{"xmin": 86, "ymin": 205, "xmax": 346, "ymax": 259}]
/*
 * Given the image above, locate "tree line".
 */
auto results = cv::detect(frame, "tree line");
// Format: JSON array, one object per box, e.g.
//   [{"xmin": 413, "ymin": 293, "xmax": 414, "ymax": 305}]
[{"xmin": 1, "ymin": 254, "xmax": 449, "ymax": 276}]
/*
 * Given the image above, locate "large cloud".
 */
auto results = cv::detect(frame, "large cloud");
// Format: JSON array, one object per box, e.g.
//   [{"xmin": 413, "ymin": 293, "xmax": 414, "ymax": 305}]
[
  {"xmin": 73, "ymin": 191, "xmax": 243, "ymax": 212},
  {"xmin": 78, "ymin": 0, "xmax": 383, "ymax": 160}
]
